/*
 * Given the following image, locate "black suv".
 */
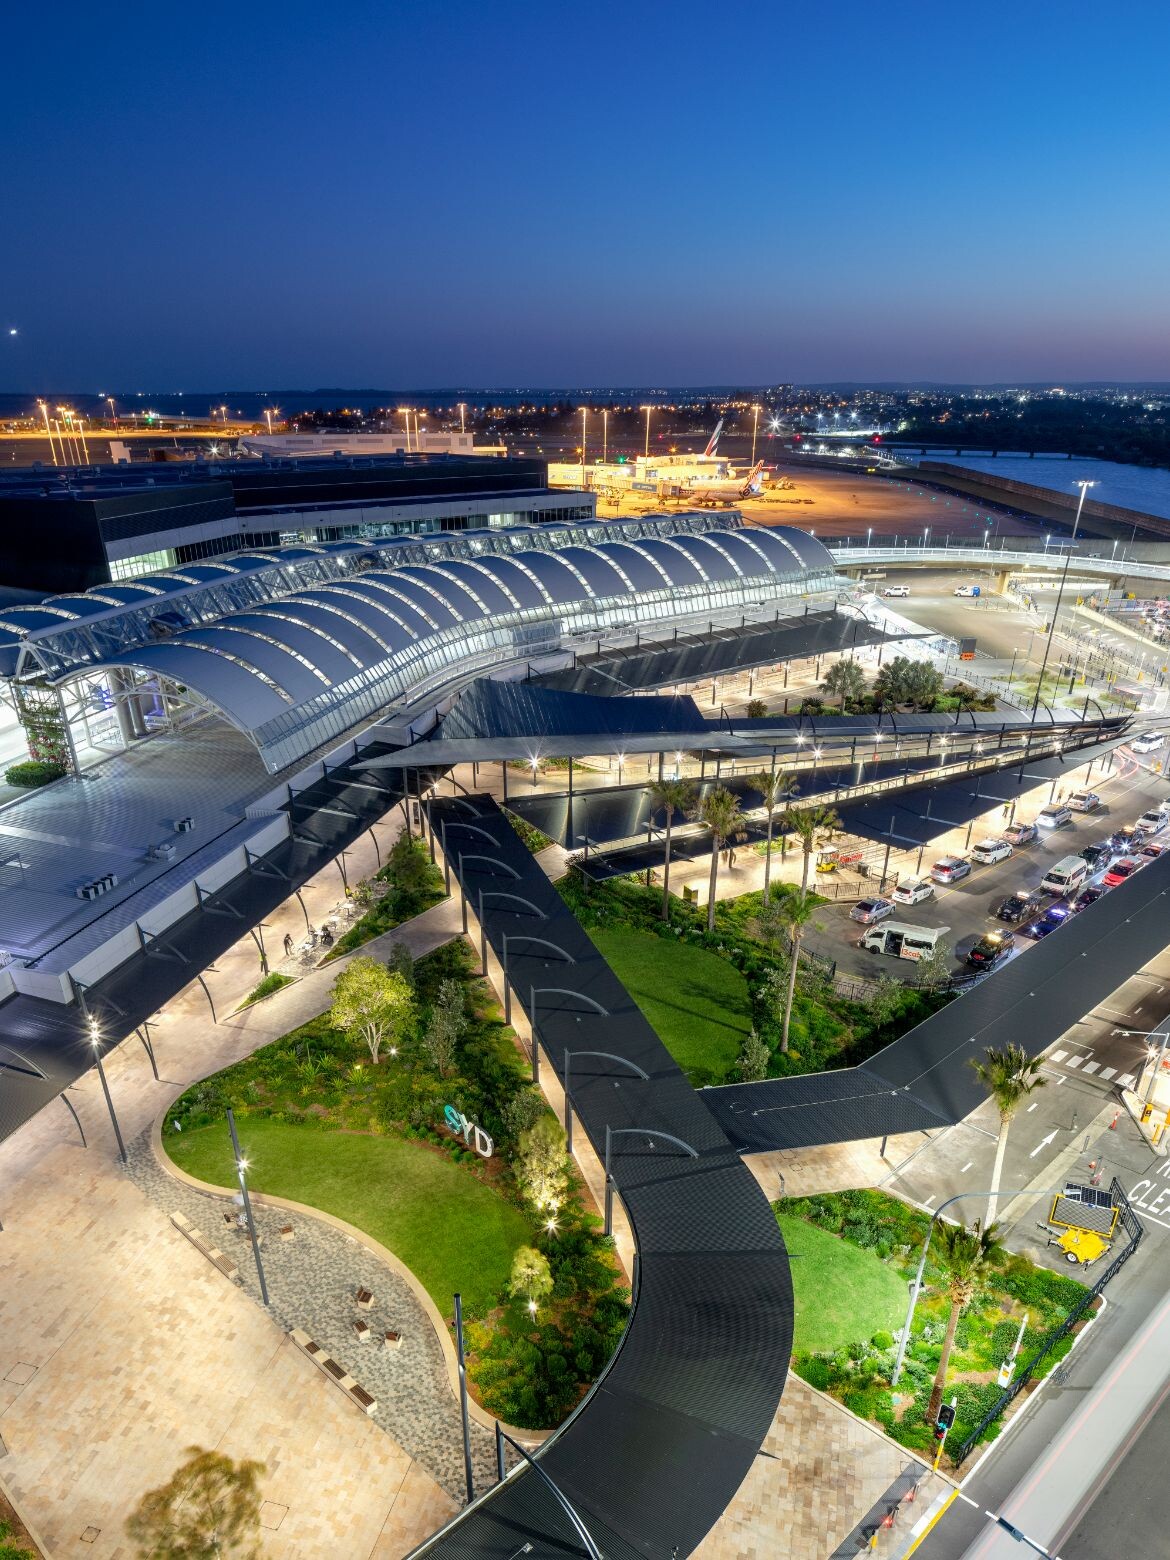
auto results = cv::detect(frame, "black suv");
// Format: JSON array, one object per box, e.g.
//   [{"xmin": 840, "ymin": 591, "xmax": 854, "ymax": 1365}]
[
  {"xmin": 1080, "ymin": 841, "xmax": 1114, "ymax": 870},
  {"xmin": 995, "ymin": 891, "xmax": 1045, "ymax": 925}
]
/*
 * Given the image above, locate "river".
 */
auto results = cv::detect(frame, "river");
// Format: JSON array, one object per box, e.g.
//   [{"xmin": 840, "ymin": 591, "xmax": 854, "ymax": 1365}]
[{"xmin": 917, "ymin": 452, "xmax": 1170, "ymax": 523}]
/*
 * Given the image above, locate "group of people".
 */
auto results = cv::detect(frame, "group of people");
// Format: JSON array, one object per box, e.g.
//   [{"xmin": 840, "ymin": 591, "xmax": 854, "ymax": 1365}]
[{"xmin": 281, "ymin": 925, "xmax": 334, "ymax": 960}]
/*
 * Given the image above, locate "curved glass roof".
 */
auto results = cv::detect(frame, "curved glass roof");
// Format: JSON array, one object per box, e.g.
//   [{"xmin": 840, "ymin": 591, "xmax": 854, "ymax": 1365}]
[{"xmin": 43, "ymin": 523, "xmax": 838, "ymax": 766}]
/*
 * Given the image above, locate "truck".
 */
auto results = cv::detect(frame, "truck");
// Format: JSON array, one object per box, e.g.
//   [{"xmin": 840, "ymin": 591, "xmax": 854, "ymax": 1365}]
[{"xmin": 860, "ymin": 922, "xmax": 951, "ymax": 961}]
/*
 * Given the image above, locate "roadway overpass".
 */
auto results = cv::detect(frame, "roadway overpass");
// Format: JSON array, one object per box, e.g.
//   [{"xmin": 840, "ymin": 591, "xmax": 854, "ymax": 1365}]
[{"xmin": 829, "ymin": 542, "xmax": 1170, "ymax": 588}]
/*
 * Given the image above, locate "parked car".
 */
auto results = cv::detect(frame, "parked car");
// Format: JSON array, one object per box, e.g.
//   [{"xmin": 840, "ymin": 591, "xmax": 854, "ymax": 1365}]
[
  {"xmin": 1141, "ymin": 843, "xmax": 1165, "ymax": 861},
  {"xmin": 1130, "ymin": 732, "xmax": 1166, "ymax": 754},
  {"xmin": 1068, "ymin": 790, "xmax": 1101, "ymax": 813},
  {"xmin": 931, "ymin": 856, "xmax": 972, "ymax": 885},
  {"xmin": 1003, "ymin": 821, "xmax": 1039, "ymax": 846},
  {"xmin": 953, "ymin": 584, "xmax": 981, "ymax": 598},
  {"xmin": 967, "ymin": 930, "xmax": 1015, "ymax": 969},
  {"xmin": 1080, "ymin": 841, "xmax": 1115, "ymax": 870},
  {"xmin": 1104, "ymin": 856, "xmax": 1142, "ymax": 887},
  {"xmin": 882, "ymin": 585, "xmax": 910, "ymax": 598},
  {"xmin": 850, "ymin": 897, "xmax": 896, "ymax": 925},
  {"xmin": 1041, "ymin": 855, "xmax": 1090, "ymax": 897},
  {"xmin": 971, "ymin": 838, "xmax": 1013, "ymax": 866},
  {"xmin": 860, "ymin": 922, "xmax": 951, "ymax": 961},
  {"xmin": 1137, "ymin": 810, "xmax": 1166, "ymax": 834},
  {"xmin": 995, "ymin": 889, "xmax": 1046, "ymax": 924},
  {"xmin": 1110, "ymin": 825, "xmax": 1144, "ymax": 851},
  {"xmin": 1072, "ymin": 883, "xmax": 1107, "ymax": 912},
  {"xmin": 1020, "ymin": 904, "xmax": 1072, "ymax": 940},
  {"xmin": 891, "ymin": 877, "xmax": 935, "ymax": 906},
  {"xmin": 1036, "ymin": 803, "xmax": 1073, "ymax": 829}
]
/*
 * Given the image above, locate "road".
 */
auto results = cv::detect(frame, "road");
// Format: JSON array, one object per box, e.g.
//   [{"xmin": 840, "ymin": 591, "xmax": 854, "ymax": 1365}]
[{"xmin": 804, "ymin": 743, "xmax": 1170, "ymax": 980}]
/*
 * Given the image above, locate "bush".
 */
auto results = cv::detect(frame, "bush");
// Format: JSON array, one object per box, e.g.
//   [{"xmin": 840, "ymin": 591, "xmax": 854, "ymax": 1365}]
[
  {"xmin": 871, "ymin": 1330, "xmax": 894, "ymax": 1350},
  {"xmin": 5, "ymin": 758, "xmax": 66, "ymax": 788}
]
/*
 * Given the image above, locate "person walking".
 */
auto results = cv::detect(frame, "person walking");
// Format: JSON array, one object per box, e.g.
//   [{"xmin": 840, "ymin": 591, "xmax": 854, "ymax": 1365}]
[{"xmin": 283, "ymin": 932, "xmax": 294, "ymax": 958}]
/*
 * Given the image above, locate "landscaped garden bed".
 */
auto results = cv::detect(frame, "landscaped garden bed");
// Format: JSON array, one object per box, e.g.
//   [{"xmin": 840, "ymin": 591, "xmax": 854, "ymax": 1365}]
[
  {"xmin": 780, "ymin": 1190, "xmax": 1093, "ymax": 1462},
  {"xmin": 163, "ymin": 937, "xmax": 627, "ymax": 1428},
  {"xmin": 558, "ymin": 874, "xmax": 951, "ymax": 1085},
  {"xmin": 323, "ymin": 833, "xmax": 445, "ymax": 960}
]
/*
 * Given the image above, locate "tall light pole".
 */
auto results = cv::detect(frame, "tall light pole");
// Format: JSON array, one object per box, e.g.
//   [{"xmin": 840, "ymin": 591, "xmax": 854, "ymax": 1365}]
[
  {"xmin": 751, "ymin": 403, "xmax": 761, "ymax": 466},
  {"xmin": 1071, "ymin": 478, "xmax": 1096, "ymax": 543},
  {"xmin": 227, "ymin": 1108, "xmax": 269, "ymax": 1306},
  {"xmin": 1030, "ymin": 538, "xmax": 1077, "ymax": 722},
  {"xmin": 458, "ymin": 401, "xmax": 467, "ymax": 433},
  {"xmin": 37, "ymin": 399, "xmax": 59, "ymax": 464},
  {"xmin": 106, "ymin": 396, "xmax": 118, "ymax": 429},
  {"xmin": 399, "ymin": 406, "xmax": 413, "ymax": 452},
  {"xmin": 641, "ymin": 403, "xmax": 653, "ymax": 457},
  {"xmin": 891, "ymin": 1186, "xmax": 1063, "ymax": 1385},
  {"xmin": 602, "ymin": 408, "xmax": 608, "ymax": 465},
  {"xmin": 264, "ymin": 408, "xmax": 274, "ymax": 434},
  {"xmin": 88, "ymin": 1020, "xmax": 127, "ymax": 1164},
  {"xmin": 579, "ymin": 406, "xmax": 588, "ymax": 481}
]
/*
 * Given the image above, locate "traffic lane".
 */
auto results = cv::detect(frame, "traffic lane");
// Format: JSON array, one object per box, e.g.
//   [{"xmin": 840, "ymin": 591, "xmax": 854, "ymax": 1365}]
[
  {"xmin": 804, "ymin": 797, "xmax": 1170, "ymax": 980},
  {"xmin": 866, "ymin": 573, "xmax": 1042, "ymax": 660},
  {"xmin": 1058, "ymin": 1382, "xmax": 1170, "ymax": 1559},
  {"xmin": 916, "ymin": 1249, "xmax": 1170, "ymax": 1559}
]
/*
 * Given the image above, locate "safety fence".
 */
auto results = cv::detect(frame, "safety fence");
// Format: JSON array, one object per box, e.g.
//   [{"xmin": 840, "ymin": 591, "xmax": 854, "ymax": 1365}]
[{"xmin": 952, "ymin": 1176, "xmax": 1144, "ymax": 1465}]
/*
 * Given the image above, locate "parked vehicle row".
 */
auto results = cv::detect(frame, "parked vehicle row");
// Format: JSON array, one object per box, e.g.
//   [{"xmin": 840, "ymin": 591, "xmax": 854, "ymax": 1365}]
[{"xmin": 854, "ymin": 791, "xmax": 1170, "ymax": 971}]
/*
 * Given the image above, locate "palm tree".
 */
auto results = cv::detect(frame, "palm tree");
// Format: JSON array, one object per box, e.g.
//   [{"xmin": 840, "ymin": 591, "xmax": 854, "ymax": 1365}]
[
  {"xmin": 972, "ymin": 1044, "xmax": 1046, "ymax": 1227},
  {"xmin": 777, "ymin": 890, "xmax": 816, "ymax": 1054},
  {"xmin": 781, "ymin": 804, "xmax": 844, "ymax": 894},
  {"xmin": 927, "ymin": 1219, "xmax": 1001, "ymax": 1425},
  {"xmin": 694, "ymin": 785, "xmax": 747, "ymax": 932},
  {"xmin": 647, "ymin": 777, "xmax": 697, "ymax": 921},
  {"xmin": 752, "ymin": 764, "xmax": 798, "ymax": 905},
  {"xmin": 821, "ymin": 658, "xmax": 867, "ymax": 709}
]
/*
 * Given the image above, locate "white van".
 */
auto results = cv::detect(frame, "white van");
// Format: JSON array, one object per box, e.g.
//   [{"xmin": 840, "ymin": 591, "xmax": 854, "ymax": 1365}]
[
  {"xmin": 1041, "ymin": 856, "xmax": 1090, "ymax": 897},
  {"xmin": 860, "ymin": 922, "xmax": 950, "ymax": 961}
]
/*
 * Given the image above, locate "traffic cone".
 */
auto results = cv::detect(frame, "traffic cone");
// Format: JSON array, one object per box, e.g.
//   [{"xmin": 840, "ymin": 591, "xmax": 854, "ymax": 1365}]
[{"xmin": 1110, "ymin": 1112, "xmax": 1120, "ymax": 1130}]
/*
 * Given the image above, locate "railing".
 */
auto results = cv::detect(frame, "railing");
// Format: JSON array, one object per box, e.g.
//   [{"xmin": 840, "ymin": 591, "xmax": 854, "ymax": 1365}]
[
  {"xmin": 952, "ymin": 1176, "xmax": 1143, "ymax": 1465},
  {"xmin": 831, "ymin": 543, "xmax": 1170, "ymax": 583}
]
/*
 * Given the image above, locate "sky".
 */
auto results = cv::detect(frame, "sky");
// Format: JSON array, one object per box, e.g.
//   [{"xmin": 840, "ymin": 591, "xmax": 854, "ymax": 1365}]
[{"xmin": 2, "ymin": 0, "xmax": 1170, "ymax": 390}]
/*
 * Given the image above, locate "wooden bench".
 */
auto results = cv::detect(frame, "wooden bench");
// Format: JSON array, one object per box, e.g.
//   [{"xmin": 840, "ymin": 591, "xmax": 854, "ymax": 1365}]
[
  {"xmin": 288, "ymin": 1328, "xmax": 377, "ymax": 1418},
  {"xmin": 170, "ymin": 1211, "xmax": 240, "ymax": 1283},
  {"xmin": 279, "ymin": 1224, "xmax": 295, "ymax": 1241}
]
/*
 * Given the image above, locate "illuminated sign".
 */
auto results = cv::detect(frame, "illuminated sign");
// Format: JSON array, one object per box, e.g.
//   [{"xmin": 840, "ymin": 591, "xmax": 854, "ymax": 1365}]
[{"xmin": 443, "ymin": 1104, "xmax": 493, "ymax": 1159}]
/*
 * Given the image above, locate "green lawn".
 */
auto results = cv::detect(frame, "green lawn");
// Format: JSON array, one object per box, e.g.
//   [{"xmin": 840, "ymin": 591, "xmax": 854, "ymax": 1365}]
[
  {"xmin": 164, "ymin": 1116, "xmax": 533, "ymax": 1316},
  {"xmin": 777, "ymin": 1210, "xmax": 907, "ymax": 1354},
  {"xmin": 588, "ymin": 926, "xmax": 752, "ymax": 1085}
]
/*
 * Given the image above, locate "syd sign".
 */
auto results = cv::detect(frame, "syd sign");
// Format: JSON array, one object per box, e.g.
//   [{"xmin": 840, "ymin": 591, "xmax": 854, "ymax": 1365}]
[{"xmin": 443, "ymin": 1104, "xmax": 493, "ymax": 1159}]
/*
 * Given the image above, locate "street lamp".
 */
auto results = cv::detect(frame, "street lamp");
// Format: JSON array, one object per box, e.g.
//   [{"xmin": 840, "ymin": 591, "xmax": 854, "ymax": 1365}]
[
  {"xmin": 458, "ymin": 401, "xmax": 466, "ymax": 433},
  {"xmin": 641, "ymin": 403, "xmax": 653, "ymax": 457},
  {"xmin": 579, "ymin": 407, "xmax": 588, "ymax": 480},
  {"xmin": 602, "ymin": 408, "xmax": 608, "ymax": 465},
  {"xmin": 1009, "ymin": 647, "xmax": 1021, "ymax": 680},
  {"xmin": 37, "ymin": 399, "xmax": 59, "ymax": 464},
  {"xmin": 867, "ymin": 527, "xmax": 873, "ymax": 549},
  {"xmin": 88, "ymin": 1020, "xmax": 127, "ymax": 1164},
  {"xmin": 227, "ymin": 1107, "xmax": 269, "ymax": 1305},
  {"xmin": 106, "ymin": 396, "xmax": 118, "ymax": 429},
  {"xmin": 891, "ymin": 1187, "xmax": 1064, "ymax": 1385},
  {"xmin": 398, "ymin": 406, "xmax": 413, "ymax": 451},
  {"xmin": 751, "ymin": 403, "xmax": 761, "ymax": 466},
  {"xmin": 1071, "ymin": 479, "xmax": 1097, "ymax": 543}
]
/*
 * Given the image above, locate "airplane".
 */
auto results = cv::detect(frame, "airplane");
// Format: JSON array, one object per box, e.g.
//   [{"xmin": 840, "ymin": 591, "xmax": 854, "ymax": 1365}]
[
  {"xmin": 703, "ymin": 418, "xmax": 724, "ymax": 457},
  {"xmin": 669, "ymin": 460, "xmax": 766, "ymax": 506}
]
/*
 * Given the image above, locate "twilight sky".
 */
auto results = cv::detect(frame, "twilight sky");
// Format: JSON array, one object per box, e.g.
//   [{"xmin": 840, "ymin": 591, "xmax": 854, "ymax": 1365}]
[{"xmin": 2, "ymin": 0, "xmax": 1169, "ymax": 390}]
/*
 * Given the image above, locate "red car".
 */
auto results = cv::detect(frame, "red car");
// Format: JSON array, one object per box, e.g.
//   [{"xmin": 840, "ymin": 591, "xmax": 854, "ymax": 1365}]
[
  {"xmin": 1141, "ymin": 843, "xmax": 1165, "ymax": 861},
  {"xmin": 1104, "ymin": 856, "xmax": 1142, "ymax": 887}
]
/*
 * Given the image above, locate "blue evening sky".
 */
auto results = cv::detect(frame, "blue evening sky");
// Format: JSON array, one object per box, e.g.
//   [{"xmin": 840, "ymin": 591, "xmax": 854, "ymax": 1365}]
[{"xmin": 2, "ymin": 0, "xmax": 1168, "ymax": 389}]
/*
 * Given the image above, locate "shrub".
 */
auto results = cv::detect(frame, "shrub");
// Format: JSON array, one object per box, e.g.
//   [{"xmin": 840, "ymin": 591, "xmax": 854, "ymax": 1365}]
[
  {"xmin": 5, "ymin": 759, "xmax": 66, "ymax": 788},
  {"xmin": 871, "ymin": 1330, "xmax": 894, "ymax": 1350}
]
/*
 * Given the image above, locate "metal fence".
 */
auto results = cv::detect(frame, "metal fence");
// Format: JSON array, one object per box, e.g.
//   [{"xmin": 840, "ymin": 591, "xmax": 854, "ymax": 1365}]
[{"xmin": 952, "ymin": 1176, "xmax": 1144, "ymax": 1465}]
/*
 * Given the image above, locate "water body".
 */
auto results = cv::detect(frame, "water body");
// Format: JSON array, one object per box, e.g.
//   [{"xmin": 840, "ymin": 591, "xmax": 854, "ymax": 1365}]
[{"xmin": 925, "ymin": 452, "xmax": 1170, "ymax": 523}]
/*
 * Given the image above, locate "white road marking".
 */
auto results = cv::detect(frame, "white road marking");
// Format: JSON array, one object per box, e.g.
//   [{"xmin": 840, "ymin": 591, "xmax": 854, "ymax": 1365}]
[
  {"xmin": 1100, "ymin": 1067, "xmax": 1117, "ymax": 1081},
  {"xmin": 1065, "ymin": 1055, "xmax": 1083, "ymax": 1068},
  {"xmin": 1119, "ymin": 1073, "xmax": 1137, "ymax": 1089},
  {"xmin": 924, "ymin": 1193, "xmax": 937, "ymax": 1207},
  {"xmin": 1051, "ymin": 1049, "xmax": 1068, "ymax": 1062},
  {"xmin": 1056, "ymin": 1075, "xmax": 1067, "ymax": 1085},
  {"xmin": 1030, "ymin": 1130, "xmax": 1058, "ymax": 1158},
  {"xmin": 960, "ymin": 1162, "xmax": 973, "ymax": 1173},
  {"xmin": 1027, "ymin": 1102, "xmax": 1039, "ymax": 1112},
  {"xmin": 1082, "ymin": 1060, "xmax": 1101, "ymax": 1075}
]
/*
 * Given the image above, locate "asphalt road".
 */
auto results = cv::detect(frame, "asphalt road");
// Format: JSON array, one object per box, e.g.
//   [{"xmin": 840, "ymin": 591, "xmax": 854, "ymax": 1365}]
[{"xmin": 803, "ymin": 745, "xmax": 1170, "ymax": 980}]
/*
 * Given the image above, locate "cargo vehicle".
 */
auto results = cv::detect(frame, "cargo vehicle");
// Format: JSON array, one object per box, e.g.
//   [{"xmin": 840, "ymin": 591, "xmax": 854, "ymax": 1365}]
[
  {"xmin": 1041, "ymin": 856, "xmax": 1090, "ymax": 897},
  {"xmin": 860, "ymin": 922, "xmax": 951, "ymax": 961}
]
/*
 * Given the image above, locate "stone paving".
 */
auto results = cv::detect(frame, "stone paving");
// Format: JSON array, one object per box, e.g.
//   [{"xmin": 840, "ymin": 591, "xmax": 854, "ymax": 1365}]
[{"xmin": 126, "ymin": 1130, "xmax": 499, "ymax": 1500}]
